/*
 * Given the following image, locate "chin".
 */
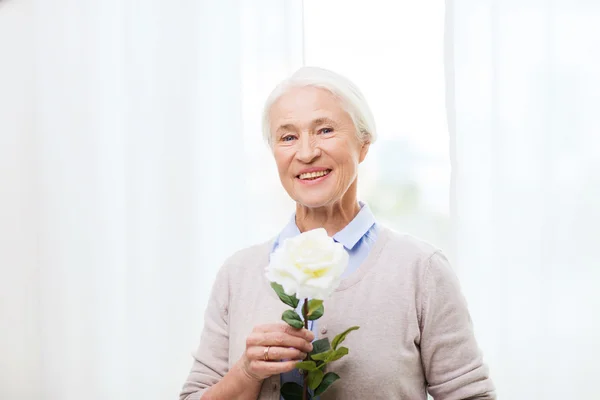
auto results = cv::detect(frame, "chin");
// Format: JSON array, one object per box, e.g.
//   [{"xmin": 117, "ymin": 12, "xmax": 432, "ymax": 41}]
[
  {"xmin": 297, "ymin": 201, "xmax": 327, "ymax": 209},
  {"xmin": 294, "ymin": 194, "xmax": 336, "ymax": 209}
]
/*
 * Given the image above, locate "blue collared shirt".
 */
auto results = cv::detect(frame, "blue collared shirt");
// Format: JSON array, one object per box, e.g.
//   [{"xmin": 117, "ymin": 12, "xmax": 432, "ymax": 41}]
[{"xmin": 271, "ymin": 202, "xmax": 378, "ymax": 399}]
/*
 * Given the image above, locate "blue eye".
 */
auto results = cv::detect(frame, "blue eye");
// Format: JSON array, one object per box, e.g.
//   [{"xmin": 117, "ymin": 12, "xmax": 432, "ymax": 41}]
[
  {"xmin": 282, "ymin": 135, "xmax": 296, "ymax": 142},
  {"xmin": 319, "ymin": 127, "xmax": 333, "ymax": 134}
]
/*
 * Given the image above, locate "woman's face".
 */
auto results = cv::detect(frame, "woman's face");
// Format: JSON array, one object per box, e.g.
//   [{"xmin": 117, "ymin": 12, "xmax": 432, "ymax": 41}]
[{"xmin": 269, "ymin": 86, "xmax": 369, "ymax": 208}]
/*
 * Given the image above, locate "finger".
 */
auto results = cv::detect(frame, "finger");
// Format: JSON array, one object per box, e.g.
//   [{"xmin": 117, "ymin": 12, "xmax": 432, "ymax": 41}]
[
  {"xmin": 248, "ymin": 332, "xmax": 313, "ymax": 353},
  {"xmin": 248, "ymin": 346, "xmax": 306, "ymax": 362},
  {"xmin": 253, "ymin": 323, "xmax": 314, "ymax": 341},
  {"xmin": 247, "ymin": 332, "xmax": 307, "ymax": 351},
  {"xmin": 251, "ymin": 360, "xmax": 299, "ymax": 377}
]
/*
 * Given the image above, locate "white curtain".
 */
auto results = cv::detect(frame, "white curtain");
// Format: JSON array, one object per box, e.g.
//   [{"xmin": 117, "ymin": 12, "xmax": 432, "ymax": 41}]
[
  {"xmin": 4, "ymin": 1, "xmax": 599, "ymax": 399},
  {"xmin": 0, "ymin": 1, "xmax": 302, "ymax": 399},
  {"xmin": 447, "ymin": 1, "xmax": 600, "ymax": 398}
]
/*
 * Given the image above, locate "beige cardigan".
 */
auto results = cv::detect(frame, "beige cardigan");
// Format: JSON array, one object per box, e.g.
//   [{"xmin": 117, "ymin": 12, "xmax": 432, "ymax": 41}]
[{"xmin": 181, "ymin": 227, "xmax": 496, "ymax": 399}]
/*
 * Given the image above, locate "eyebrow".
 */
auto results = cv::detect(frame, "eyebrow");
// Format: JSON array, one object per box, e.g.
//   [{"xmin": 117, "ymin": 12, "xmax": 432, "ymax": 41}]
[
  {"xmin": 312, "ymin": 117, "xmax": 337, "ymax": 126},
  {"xmin": 276, "ymin": 117, "xmax": 337, "ymax": 133}
]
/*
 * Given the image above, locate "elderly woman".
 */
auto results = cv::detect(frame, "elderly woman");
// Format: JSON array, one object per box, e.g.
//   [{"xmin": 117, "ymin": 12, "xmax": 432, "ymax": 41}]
[{"xmin": 180, "ymin": 67, "xmax": 495, "ymax": 399}]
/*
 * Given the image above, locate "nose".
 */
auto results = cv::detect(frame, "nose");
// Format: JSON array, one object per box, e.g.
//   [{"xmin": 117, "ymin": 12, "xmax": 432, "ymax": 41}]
[{"xmin": 295, "ymin": 135, "xmax": 321, "ymax": 163}]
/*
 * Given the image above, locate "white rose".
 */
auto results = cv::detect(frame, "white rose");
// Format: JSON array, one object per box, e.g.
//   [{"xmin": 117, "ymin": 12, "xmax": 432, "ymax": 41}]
[{"xmin": 266, "ymin": 228, "xmax": 349, "ymax": 300}]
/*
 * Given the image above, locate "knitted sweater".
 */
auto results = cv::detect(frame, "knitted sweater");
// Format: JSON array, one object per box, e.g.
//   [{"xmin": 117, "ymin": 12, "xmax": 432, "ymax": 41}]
[{"xmin": 180, "ymin": 226, "xmax": 496, "ymax": 399}]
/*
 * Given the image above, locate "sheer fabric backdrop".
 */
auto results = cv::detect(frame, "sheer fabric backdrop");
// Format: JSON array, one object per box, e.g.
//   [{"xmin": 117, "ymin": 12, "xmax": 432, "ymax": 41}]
[
  {"xmin": 0, "ymin": 1, "xmax": 301, "ymax": 399},
  {"xmin": 1, "ymin": 1, "xmax": 599, "ymax": 399},
  {"xmin": 447, "ymin": 1, "xmax": 600, "ymax": 398}
]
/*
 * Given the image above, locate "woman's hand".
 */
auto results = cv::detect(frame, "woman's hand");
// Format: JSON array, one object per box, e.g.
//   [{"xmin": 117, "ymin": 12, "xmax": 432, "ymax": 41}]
[
  {"xmin": 238, "ymin": 323, "xmax": 315, "ymax": 382},
  {"xmin": 201, "ymin": 323, "xmax": 314, "ymax": 400}
]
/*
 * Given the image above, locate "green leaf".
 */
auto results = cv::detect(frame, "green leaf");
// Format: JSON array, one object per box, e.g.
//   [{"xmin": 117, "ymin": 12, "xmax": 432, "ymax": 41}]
[
  {"xmin": 307, "ymin": 306, "xmax": 324, "ymax": 321},
  {"xmin": 314, "ymin": 372, "xmax": 341, "ymax": 395},
  {"xmin": 281, "ymin": 382, "xmax": 303, "ymax": 400},
  {"xmin": 310, "ymin": 346, "xmax": 349, "ymax": 365},
  {"xmin": 306, "ymin": 299, "xmax": 324, "ymax": 321},
  {"xmin": 331, "ymin": 326, "xmax": 359, "ymax": 350},
  {"xmin": 295, "ymin": 360, "xmax": 317, "ymax": 371},
  {"xmin": 309, "ymin": 337, "xmax": 331, "ymax": 357},
  {"xmin": 307, "ymin": 299, "xmax": 323, "ymax": 314},
  {"xmin": 328, "ymin": 346, "xmax": 349, "ymax": 362},
  {"xmin": 281, "ymin": 310, "xmax": 304, "ymax": 329},
  {"xmin": 310, "ymin": 350, "xmax": 333, "ymax": 361},
  {"xmin": 308, "ymin": 368, "xmax": 324, "ymax": 390},
  {"xmin": 271, "ymin": 282, "xmax": 300, "ymax": 309}
]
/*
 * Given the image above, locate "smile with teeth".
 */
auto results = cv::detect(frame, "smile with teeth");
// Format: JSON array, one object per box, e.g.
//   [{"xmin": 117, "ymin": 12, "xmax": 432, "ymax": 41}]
[{"xmin": 298, "ymin": 169, "xmax": 331, "ymax": 180}]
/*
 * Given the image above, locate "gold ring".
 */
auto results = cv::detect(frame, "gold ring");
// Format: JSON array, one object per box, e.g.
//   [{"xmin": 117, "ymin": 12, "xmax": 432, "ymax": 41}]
[{"xmin": 264, "ymin": 346, "xmax": 271, "ymax": 362}]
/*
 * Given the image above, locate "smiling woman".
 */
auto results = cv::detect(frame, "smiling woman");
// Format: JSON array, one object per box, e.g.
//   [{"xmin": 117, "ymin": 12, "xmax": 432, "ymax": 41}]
[
  {"xmin": 269, "ymin": 85, "xmax": 370, "ymax": 229},
  {"xmin": 180, "ymin": 67, "xmax": 496, "ymax": 400},
  {"xmin": 264, "ymin": 67, "xmax": 375, "ymax": 235}
]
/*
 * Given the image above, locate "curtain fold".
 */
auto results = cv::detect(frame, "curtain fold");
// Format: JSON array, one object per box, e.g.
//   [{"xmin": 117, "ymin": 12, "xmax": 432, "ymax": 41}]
[
  {"xmin": 447, "ymin": 1, "xmax": 600, "ymax": 398},
  {"xmin": 0, "ymin": 1, "xmax": 302, "ymax": 399}
]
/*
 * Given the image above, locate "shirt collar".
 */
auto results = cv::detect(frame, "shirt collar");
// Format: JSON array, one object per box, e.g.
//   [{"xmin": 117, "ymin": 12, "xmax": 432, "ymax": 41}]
[
  {"xmin": 277, "ymin": 214, "xmax": 302, "ymax": 246},
  {"xmin": 332, "ymin": 202, "xmax": 376, "ymax": 250},
  {"xmin": 276, "ymin": 202, "xmax": 376, "ymax": 251}
]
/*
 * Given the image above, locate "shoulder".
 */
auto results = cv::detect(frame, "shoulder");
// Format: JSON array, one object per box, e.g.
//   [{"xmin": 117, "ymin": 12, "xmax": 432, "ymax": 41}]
[
  {"xmin": 214, "ymin": 238, "xmax": 274, "ymax": 285},
  {"xmin": 378, "ymin": 224, "xmax": 442, "ymax": 261},
  {"xmin": 374, "ymin": 225, "xmax": 454, "ymax": 283},
  {"xmin": 376, "ymin": 226, "xmax": 460, "ymax": 319},
  {"xmin": 222, "ymin": 238, "xmax": 274, "ymax": 269}
]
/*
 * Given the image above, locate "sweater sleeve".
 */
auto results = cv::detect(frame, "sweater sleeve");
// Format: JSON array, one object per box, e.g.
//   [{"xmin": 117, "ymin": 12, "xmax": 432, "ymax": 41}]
[
  {"xmin": 419, "ymin": 251, "xmax": 496, "ymax": 400},
  {"xmin": 180, "ymin": 263, "xmax": 231, "ymax": 400}
]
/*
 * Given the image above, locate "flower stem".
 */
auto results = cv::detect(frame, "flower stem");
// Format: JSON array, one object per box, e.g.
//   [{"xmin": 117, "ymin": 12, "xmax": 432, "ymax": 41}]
[{"xmin": 302, "ymin": 298, "xmax": 309, "ymax": 400}]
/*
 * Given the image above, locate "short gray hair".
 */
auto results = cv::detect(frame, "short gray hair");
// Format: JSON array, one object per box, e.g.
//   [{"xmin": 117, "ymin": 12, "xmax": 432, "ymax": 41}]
[{"xmin": 262, "ymin": 66, "xmax": 377, "ymax": 147}]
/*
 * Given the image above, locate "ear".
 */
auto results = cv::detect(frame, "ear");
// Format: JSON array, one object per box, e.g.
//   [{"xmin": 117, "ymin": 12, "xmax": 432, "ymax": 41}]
[{"xmin": 359, "ymin": 140, "xmax": 370, "ymax": 163}]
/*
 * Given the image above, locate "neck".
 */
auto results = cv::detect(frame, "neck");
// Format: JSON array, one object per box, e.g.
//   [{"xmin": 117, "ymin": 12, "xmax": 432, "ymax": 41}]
[{"xmin": 295, "ymin": 181, "xmax": 361, "ymax": 236}]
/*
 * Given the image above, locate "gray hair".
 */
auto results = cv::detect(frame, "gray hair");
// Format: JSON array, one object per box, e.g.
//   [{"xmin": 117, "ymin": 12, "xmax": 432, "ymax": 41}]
[{"xmin": 262, "ymin": 66, "xmax": 377, "ymax": 147}]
